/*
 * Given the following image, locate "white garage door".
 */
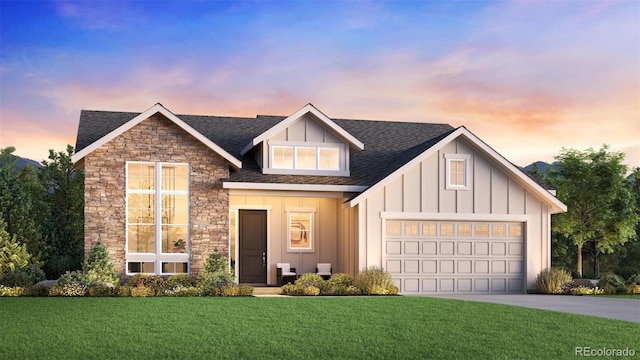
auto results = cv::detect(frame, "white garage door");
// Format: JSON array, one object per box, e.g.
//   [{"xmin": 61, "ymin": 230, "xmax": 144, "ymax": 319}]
[{"xmin": 384, "ymin": 220, "xmax": 524, "ymax": 294}]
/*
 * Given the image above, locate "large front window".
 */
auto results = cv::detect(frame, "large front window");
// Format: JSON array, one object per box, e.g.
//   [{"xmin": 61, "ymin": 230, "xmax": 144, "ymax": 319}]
[
  {"xmin": 126, "ymin": 162, "xmax": 189, "ymax": 274},
  {"xmin": 287, "ymin": 211, "xmax": 314, "ymax": 252}
]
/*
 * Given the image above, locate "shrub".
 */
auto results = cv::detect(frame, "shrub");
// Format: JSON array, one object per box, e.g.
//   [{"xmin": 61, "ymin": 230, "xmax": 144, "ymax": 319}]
[
  {"xmin": 326, "ymin": 273, "xmax": 356, "ymax": 295},
  {"xmin": 58, "ymin": 270, "xmax": 88, "ymax": 286},
  {"xmin": 220, "ymin": 284, "xmax": 239, "ymax": 297},
  {"xmin": 84, "ymin": 242, "xmax": 118, "ymax": 286},
  {"xmin": 561, "ymin": 278, "xmax": 596, "ymax": 294},
  {"xmin": 0, "ymin": 264, "xmax": 45, "ymax": 287},
  {"xmin": 60, "ymin": 282, "xmax": 88, "ymax": 297},
  {"xmin": 88, "ymin": 282, "xmax": 115, "ymax": 297},
  {"xmin": 571, "ymin": 286, "xmax": 604, "ymax": 295},
  {"xmin": 48, "ymin": 284, "xmax": 63, "ymax": 297},
  {"xmin": 200, "ymin": 249, "xmax": 235, "ymax": 290},
  {"xmin": 0, "ymin": 222, "xmax": 31, "ymax": 277},
  {"xmin": 597, "ymin": 272, "xmax": 625, "ymax": 294},
  {"xmin": 165, "ymin": 285, "xmax": 201, "ymax": 297},
  {"xmin": 167, "ymin": 274, "xmax": 198, "ymax": 288},
  {"xmin": 126, "ymin": 274, "xmax": 167, "ymax": 295},
  {"xmin": 131, "ymin": 286, "xmax": 153, "ymax": 297},
  {"xmin": 303, "ymin": 285, "xmax": 320, "ymax": 296},
  {"xmin": 354, "ymin": 266, "xmax": 398, "ymax": 295},
  {"xmin": 625, "ymin": 274, "xmax": 640, "ymax": 286},
  {"xmin": 237, "ymin": 284, "xmax": 253, "ymax": 296},
  {"xmin": 535, "ymin": 268, "xmax": 572, "ymax": 294},
  {"xmin": 0, "ymin": 285, "xmax": 24, "ymax": 297},
  {"xmin": 625, "ymin": 284, "xmax": 640, "ymax": 294},
  {"xmin": 115, "ymin": 285, "xmax": 132, "ymax": 297},
  {"xmin": 280, "ymin": 283, "xmax": 300, "ymax": 296}
]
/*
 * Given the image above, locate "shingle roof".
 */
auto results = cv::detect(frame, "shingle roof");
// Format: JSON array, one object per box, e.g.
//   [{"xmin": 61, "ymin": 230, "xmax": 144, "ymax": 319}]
[{"xmin": 74, "ymin": 110, "xmax": 455, "ymax": 187}]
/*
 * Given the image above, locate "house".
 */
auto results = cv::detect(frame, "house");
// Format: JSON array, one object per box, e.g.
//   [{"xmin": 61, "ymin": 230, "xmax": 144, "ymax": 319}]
[{"xmin": 71, "ymin": 103, "xmax": 567, "ymax": 294}]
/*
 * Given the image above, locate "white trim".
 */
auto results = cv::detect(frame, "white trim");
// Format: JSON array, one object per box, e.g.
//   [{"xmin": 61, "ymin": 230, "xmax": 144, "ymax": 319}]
[
  {"xmin": 72, "ymin": 103, "xmax": 242, "ymax": 169},
  {"xmin": 240, "ymin": 103, "xmax": 364, "ymax": 155},
  {"xmin": 223, "ymin": 182, "xmax": 368, "ymax": 193},
  {"xmin": 445, "ymin": 155, "xmax": 470, "ymax": 190},
  {"xmin": 345, "ymin": 127, "xmax": 567, "ymax": 214}
]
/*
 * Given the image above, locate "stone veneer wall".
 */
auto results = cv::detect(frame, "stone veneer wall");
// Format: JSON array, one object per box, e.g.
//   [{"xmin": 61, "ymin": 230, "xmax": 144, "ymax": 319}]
[{"xmin": 83, "ymin": 113, "xmax": 229, "ymax": 275}]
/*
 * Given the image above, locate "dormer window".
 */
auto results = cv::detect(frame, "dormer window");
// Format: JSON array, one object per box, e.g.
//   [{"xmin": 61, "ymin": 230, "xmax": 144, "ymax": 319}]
[{"xmin": 271, "ymin": 145, "xmax": 341, "ymax": 172}]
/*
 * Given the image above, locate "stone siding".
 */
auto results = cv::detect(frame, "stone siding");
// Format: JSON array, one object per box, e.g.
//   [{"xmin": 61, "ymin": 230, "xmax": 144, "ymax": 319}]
[{"xmin": 83, "ymin": 113, "xmax": 229, "ymax": 275}]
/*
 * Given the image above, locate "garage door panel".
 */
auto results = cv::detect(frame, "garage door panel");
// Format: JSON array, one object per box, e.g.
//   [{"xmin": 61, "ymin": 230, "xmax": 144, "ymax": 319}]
[
  {"xmin": 384, "ymin": 220, "xmax": 525, "ymax": 294},
  {"xmin": 404, "ymin": 241, "xmax": 420, "ymax": 255}
]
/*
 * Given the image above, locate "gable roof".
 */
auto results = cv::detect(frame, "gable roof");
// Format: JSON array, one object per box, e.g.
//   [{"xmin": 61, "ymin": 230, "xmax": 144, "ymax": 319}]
[
  {"xmin": 73, "ymin": 105, "xmax": 455, "ymax": 188},
  {"xmin": 71, "ymin": 103, "xmax": 243, "ymax": 169},
  {"xmin": 345, "ymin": 126, "xmax": 567, "ymax": 214},
  {"xmin": 240, "ymin": 103, "xmax": 364, "ymax": 156}
]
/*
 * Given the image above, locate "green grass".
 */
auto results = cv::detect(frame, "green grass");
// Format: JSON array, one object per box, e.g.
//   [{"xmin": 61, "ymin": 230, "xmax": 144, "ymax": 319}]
[
  {"xmin": 1, "ymin": 297, "xmax": 638, "ymax": 359},
  {"xmin": 592, "ymin": 294, "xmax": 640, "ymax": 299}
]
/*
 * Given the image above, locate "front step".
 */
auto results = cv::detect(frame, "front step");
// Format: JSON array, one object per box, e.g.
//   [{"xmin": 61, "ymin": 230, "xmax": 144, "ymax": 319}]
[{"xmin": 251, "ymin": 287, "xmax": 283, "ymax": 296}]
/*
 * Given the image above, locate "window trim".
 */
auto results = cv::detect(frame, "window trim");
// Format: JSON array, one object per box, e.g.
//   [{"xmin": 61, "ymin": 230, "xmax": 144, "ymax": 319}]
[
  {"xmin": 268, "ymin": 143, "xmax": 346, "ymax": 175},
  {"xmin": 444, "ymin": 154, "xmax": 471, "ymax": 190},
  {"xmin": 285, "ymin": 208, "xmax": 315, "ymax": 252},
  {"xmin": 126, "ymin": 161, "xmax": 190, "ymax": 275}
]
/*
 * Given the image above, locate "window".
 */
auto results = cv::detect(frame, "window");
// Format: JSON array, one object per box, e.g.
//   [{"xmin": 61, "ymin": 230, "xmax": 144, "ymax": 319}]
[
  {"xmin": 273, "ymin": 146, "xmax": 293, "ymax": 169},
  {"xmin": 318, "ymin": 148, "xmax": 339, "ymax": 170},
  {"xmin": 296, "ymin": 147, "xmax": 317, "ymax": 169},
  {"xmin": 509, "ymin": 224, "xmax": 523, "ymax": 237},
  {"xmin": 444, "ymin": 154, "xmax": 471, "ymax": 190},
  {"xmin": 386, "ymin": 222, "xmax": 401, "ymax": 236},
  {"xmin": 126, "ymin": 162, "xmax": 189, "ymax": 274},
  {"xmin": 492, "ymin": 224, "xmax": 506, "ymax": 237},
  {"xmin": 270, "ymin": 145, "xmax": 341, "ymax": 171},
  {"xmin": 457, "ymin": 224, "xmax": 471, "ymax": 236},
  {"xmin": 475, "ymin": 224, "xmax": 489, "ymax": 236},
  {"xmin": 287, "ymin": 211, "xmax": 313, "ymax": 252},
  {"xmin": 440, "ymin": 224, "xmax": 454, "ymax": 236},
  {"xmin": 422, "ymin": 223, "xmax": 436, "ymax": 236}
]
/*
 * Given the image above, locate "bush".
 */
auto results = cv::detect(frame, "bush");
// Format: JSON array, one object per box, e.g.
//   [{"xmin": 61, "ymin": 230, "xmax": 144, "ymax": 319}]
[
  {"xmin": 84, "ymin": 242, "xmax": 118, "ymax": 286},
  {"xmin": 303, "ymin": 285, "xmax": 320, "ymax": 296},
  {"xmin": 280, "ymin": 283, "xmax": 301, "ymax": 296},
  {"xmin": 561, "ymin": 278, "xmax": 596, "ymax": 294},
  {"xmin": 200, "ymin": 250, "xmax": 235, "ymax": 290},
  {"xmin": 165, "ymin": 285, "xmax": 201, "ymax": 297},
  {"xmin": 535, "ymin": 268, "xmax": 572, "ymax": 294},
  {"xmin": 624, "ymin": 285, "xmax": 640, "ymax": 294},
  {"xmin": 131, "ymin": 286, "xmax": 153, "ymax": 297},
  {"xmin": 167, "ymin": 274, "xmax": 198, "ymax": 288},
  {"xmin": 58, "ymin": 270, "xmax": 88, "ymax": 286},
  {"xmin": 220, "ymin": 284, "xmax": 239, "ymax": 297},
  {"xmin": 597, "ymin": 272, "xmax": 625, "ymax": 294},
  {"xmin": 571, "ymin": 286, "xmax": 604, "ymax": 295},
  {"xmin": 354, "ymin": 266, "xmax": 398, "ymax": 295},
  {"xmin": 0, "ymin": 285, "xmax": 25, "ymax": 297},
  {"xmin": 48, "ymin": 284, "xmax": 63, "ymax": 296},
  {"xmin": 326, "ymin": 273, "xmax": 357, "ymax": 295},
  {"xmin": 237, "ymin": 284, "xmax": 254, "ymax": 296},
  {"xmin": 625, "ymin": 274, "xmax": 640, "ymax": 286},
  {"xmin": 126, "ymin": 275, "xmax": 168, "ymax": 296},
  {"xmin": 60, "ymin": 282, "xmax": 88, "ymax": 297},
  {"xmin": 0, "ymin": 264, "xmax": 45, "ymax": 287},
  {"xmin": 115, "ymin": 285, "xmax": 132, "ymax": 297},
  {"xmin": 0, "ymin": 219, "xmax": 31, "ymax": 277},
  {"xmin": 88, "ymin": 282, "xmax": 115, "ymax": 297}
]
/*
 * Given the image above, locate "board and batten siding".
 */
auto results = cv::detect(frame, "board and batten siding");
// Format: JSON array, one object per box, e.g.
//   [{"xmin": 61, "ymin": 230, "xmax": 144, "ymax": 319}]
[
  {"xmin": 230, "ymin": 194, "xmax": 341, "ymax": 285},
  {"xmin": 355, "ymin": 137, "xmax": 552, "ymax": 290}
]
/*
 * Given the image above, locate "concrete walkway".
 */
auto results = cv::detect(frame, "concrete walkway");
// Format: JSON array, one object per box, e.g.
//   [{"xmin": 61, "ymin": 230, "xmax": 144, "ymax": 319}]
[{"xmin": 424, "ymin": 294, "xmax": 640, "ymax": 323}]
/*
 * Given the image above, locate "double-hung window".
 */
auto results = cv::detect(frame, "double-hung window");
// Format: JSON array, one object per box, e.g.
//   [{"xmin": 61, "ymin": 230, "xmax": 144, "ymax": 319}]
[
  {"xmin": 126, "ymin": 162, "xmax": 189, "ymax": 274},
  {"xmin": 286, "ymin": 210, "xmax": 314, "ymax": 252}
]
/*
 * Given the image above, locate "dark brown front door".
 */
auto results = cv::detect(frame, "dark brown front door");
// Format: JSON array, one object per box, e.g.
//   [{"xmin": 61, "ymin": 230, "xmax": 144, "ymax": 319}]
[{"xmin": 239, "ymin": 210, "xmax": 267, "ymax": 284}]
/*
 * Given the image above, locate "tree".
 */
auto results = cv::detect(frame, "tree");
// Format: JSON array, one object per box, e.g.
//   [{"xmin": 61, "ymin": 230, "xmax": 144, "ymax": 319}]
[
  {"xmin": 40, "ymin": 145, "xmax": 85, "ymax": 278},
  {"xmin": 0, "ymin": 147, "xmax": 48, "ymax": 260},
  {"xmin": 548, "ymin": 146, "xmax": 639, "ymax": 277}
]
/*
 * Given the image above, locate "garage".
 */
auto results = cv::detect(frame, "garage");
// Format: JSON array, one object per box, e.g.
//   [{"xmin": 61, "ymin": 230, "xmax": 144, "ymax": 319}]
[{"xmin": 384, "ymin": 220, "xmax": 525, "ymax": 294}]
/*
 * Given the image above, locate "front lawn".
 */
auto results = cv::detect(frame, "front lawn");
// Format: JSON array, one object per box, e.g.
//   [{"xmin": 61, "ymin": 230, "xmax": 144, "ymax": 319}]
[{"xmin": 1, "ymin": 297, "xmax": 638, "ymax": 359}]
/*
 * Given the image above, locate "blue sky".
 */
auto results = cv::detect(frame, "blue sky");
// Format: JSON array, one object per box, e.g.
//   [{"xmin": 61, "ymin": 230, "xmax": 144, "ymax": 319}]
[{"xmin": 1, "ymin": 0, "xmax": 638, "ymax": 167}]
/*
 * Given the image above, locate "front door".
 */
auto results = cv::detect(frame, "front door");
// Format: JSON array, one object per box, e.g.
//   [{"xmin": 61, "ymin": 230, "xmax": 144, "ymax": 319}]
[{"xmin": 238, "ymin": 210, "xmax": 267, "ymax": 284}]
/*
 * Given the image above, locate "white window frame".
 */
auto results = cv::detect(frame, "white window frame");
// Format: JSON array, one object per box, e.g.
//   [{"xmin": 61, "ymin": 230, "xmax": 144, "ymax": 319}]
[
  {"xmin": 126, "ymin": 161, "xmax": 190, "ymax": 275},
  {"xmin": 286, "ymin": 208, "xmax": 315, "ymax": 252},
  {"xmin": 444, "ymin": 154, "xmax": 471, "ymax": 190}
]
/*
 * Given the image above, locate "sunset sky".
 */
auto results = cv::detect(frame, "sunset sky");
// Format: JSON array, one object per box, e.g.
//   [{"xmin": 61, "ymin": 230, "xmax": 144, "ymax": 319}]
[{"xmin": 1, "ymin": 1, "xmax": 638, "ymax": 168}]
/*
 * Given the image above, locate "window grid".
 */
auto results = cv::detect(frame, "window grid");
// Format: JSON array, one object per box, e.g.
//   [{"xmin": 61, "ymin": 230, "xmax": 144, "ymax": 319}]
[{"xmin": 271, "ymin": 145, "xmax": 341, "ymax": 171}]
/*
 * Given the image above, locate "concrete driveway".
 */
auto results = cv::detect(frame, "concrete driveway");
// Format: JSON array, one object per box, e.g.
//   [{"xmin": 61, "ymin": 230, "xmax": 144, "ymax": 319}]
[{"xmin": 424, "ymin": 294, "xmax": 640, "ymax": 323}]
